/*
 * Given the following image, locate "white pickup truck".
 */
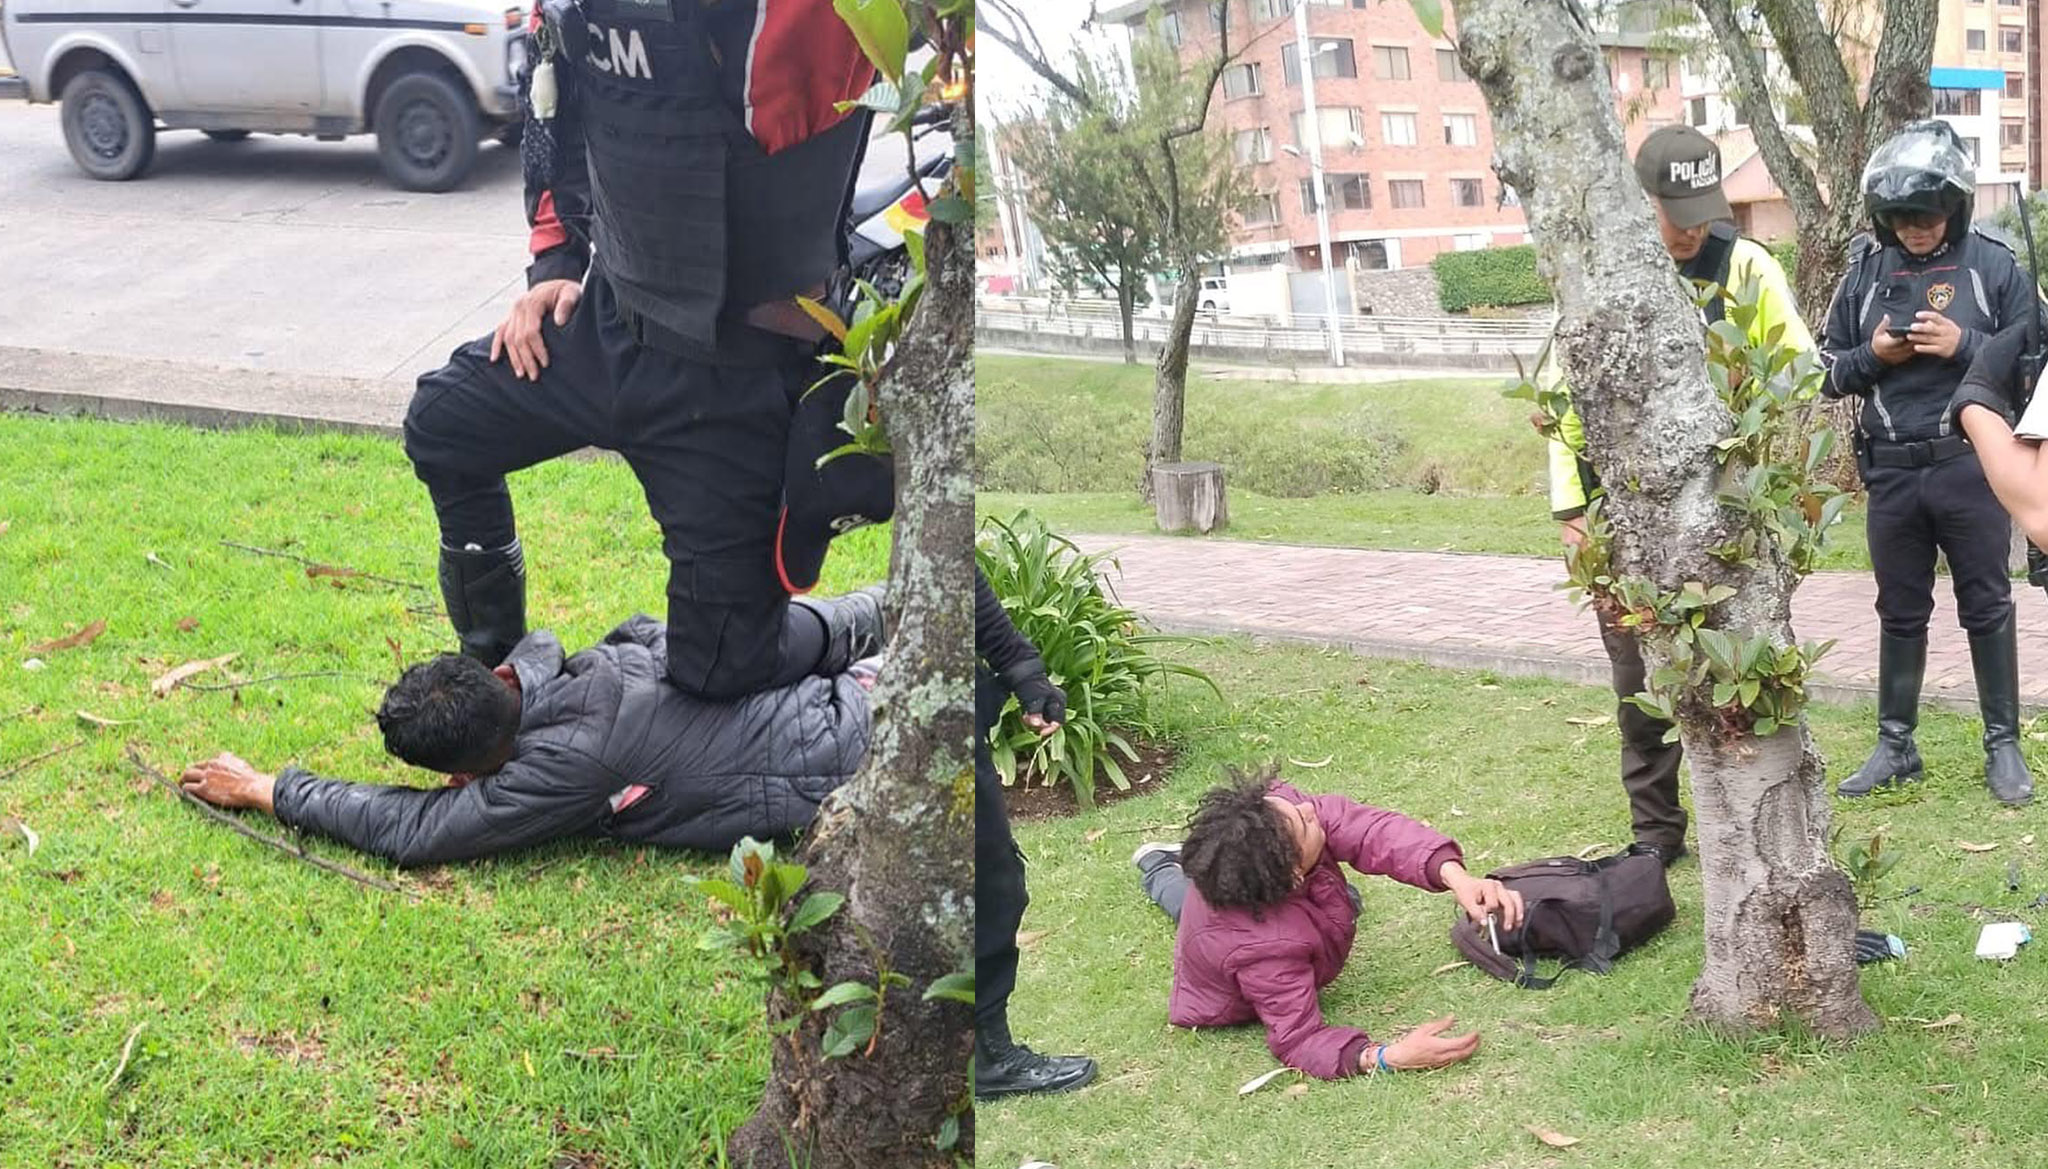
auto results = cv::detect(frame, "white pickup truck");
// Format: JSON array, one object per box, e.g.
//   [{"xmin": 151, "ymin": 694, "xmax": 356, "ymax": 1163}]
[{"xmin": 0, "ymin": 0, "xmax": 526, "ymax": 190}]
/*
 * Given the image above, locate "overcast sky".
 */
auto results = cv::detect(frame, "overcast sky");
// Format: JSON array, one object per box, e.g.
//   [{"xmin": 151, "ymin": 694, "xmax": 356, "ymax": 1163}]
[{"xmin": 979, "ymin": 0, "xmax": 1122, "ymax": 119}]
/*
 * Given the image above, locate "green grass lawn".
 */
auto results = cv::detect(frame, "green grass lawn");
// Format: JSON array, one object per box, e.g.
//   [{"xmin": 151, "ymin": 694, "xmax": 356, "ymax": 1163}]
[
  {"xmin": 976, "ymin": 355, "xmax": 1880, "ymax": 572},
  {"xmin": 0, "ymin": 415, "xmax": 888, "ymax": 1168},
  {"xmin": 984, "ymin": 639, "xmax": 2048, "ymax": 1169}
]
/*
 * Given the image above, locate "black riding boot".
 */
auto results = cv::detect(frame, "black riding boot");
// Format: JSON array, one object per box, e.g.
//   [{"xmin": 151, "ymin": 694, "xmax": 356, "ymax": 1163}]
[
  {"xmin": 1970, "ymin": 612, "xmax": 2035, "ymax": 805},
  {"xmin": 795, "ymin": 585, "xmax": 887, "ymax": 675},
  {"xmin": 437, "ymin": 543, "xmax": 527, "ymax": 667},
  {"xmin": 974, "ymin": 1013, "xmax": 1097, "ymax": 1101},
  {"xmin": 1838, "ymin": 633, "xmax": 1926, "ymax": 797}
]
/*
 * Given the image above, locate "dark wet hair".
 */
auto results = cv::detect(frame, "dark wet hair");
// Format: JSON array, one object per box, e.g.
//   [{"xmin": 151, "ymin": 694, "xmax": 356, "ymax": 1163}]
[
  {"xmin": 375, "ymin": 655, "xmax": 520, "ymax": 774},
  {"xmin": 1180, "ymin": 764, "xmax": 1298, "ymax": 912}
]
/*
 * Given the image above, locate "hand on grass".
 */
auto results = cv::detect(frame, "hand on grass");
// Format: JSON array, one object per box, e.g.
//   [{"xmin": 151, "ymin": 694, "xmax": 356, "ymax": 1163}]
[
  {"xmin": 180, "ymin": 753, "xmax": 278, "ymax": 814},
  {"xmin": 1368, "ymin": 1016, "xmax": 1481, "ymax": 1072}
]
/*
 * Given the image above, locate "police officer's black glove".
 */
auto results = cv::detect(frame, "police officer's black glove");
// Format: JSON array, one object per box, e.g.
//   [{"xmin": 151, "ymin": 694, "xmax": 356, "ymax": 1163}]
[
  {"xmin": 1006, "ymin": 670, "xmax": 1068, "ymax": 727},
  {"xmin": 1951, "ymin": 379, "xmax": 2019, "ymax": 429}
]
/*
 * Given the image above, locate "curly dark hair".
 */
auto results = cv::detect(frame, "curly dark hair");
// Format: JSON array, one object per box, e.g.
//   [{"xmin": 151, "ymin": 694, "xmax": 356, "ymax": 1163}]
[
  {"xmin": 1180, "ymin": 765, "xmax": 1298, "ymax": 912},
  {"xmin": 375, "ymin": 655, "xmax": 521, "ymax": 774}
]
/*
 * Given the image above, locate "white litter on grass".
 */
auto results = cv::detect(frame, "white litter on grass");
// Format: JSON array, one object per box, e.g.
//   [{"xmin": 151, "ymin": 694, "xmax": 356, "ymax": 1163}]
[
  {"xmin": 1976, "ymin": 922, "xmax": 2031, "ymax": 960},
  {"xmin": 1238, "ymin": 1066, "xmax": 1294, "ymax": 1096},
  {"xmin": 22, "ymin": 658, "xmax": 45, "ymax": 672}
]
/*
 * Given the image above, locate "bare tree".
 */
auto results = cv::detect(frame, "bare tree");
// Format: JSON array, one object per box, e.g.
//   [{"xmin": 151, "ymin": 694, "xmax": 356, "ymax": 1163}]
[
  {"xmin": 1451, "ymin": 0, "xmax": 1878, "ymax": 1036},
  {"xmin": 985, "ymin": 0, "xmax": 1253, "ymax": 495}
]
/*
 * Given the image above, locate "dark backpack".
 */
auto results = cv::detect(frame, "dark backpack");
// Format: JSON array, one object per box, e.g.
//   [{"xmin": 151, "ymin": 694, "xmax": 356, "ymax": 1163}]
[{"xmin": 1449, "ymin": 850, "xmax": 1675, "ymax": 989}]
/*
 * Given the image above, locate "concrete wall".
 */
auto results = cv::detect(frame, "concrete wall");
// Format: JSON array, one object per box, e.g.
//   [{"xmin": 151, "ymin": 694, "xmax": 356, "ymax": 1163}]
[{"xmin": 1348, "ymin": 266, "xmax": 1442, "ymax": 316}]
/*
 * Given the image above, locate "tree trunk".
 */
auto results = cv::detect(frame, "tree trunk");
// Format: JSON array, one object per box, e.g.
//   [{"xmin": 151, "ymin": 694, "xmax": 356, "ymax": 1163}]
[
  {"xmin": 1119, "ymin": 280, "xmax": 1138, "ymax": 365},
  {"xmin": 727, "ymin": 116, "xmax": 976, "ymax": 1168},
  {"xmin": 1454, "ymin": 0, "xmax": 1877, "ymax": 1038},
  {"xmin": 1144, "ymin": 259, "xmax": 1201, "ymax": 500}
]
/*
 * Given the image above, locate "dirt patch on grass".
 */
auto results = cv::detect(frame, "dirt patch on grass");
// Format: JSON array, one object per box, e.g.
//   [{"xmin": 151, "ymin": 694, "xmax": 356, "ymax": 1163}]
[
  {"xmin": 234, "ymin": 1026, "xmax": 329, "ymax": 1067},
  {"xmin": 1004, "ymin": 740, "xmax": 1180, "ymax": 821}
]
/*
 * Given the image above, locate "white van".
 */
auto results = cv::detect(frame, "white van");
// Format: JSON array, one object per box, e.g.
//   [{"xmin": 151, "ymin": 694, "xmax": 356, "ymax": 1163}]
[{"xmin": 1, "ymin": 0, "xmax": 526, "ymax": 190}]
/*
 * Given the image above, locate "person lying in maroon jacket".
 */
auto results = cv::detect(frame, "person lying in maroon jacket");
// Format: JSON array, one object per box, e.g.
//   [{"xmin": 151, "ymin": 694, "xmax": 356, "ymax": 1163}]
[{"xmin": 1132, "ymin": 766, "xmax": 1523, "ymax": 1079}]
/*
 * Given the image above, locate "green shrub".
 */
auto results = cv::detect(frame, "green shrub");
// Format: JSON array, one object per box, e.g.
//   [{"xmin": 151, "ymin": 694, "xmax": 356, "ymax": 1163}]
[
  {"xmin": 1768, "ymin": 238, "xmax": 1798, "ymax": 289},
  {"xmin": 976, "ymin": 511, "xmax": 1217, "ymax": 808},
  {"xmin": 1432, "ymin": 245, "xmax": 1553, "ymax": 312}
]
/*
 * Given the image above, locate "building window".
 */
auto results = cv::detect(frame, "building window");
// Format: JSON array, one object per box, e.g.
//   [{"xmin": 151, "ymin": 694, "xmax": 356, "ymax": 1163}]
[
  {"xmin": 1687, "ymin": 96, "xmax": 1709, "ymax": 126},
  {"xmin": 1373, "ymin": 45, "xmax": 1412, "ymax": 80},
  {"xmin": 1451, "ymin": 178, "xmax": 1484, "ymax": 207},
  {"xmin": 1643, "ymin": 56, "xmax": 1672, "ymax": 89},
  {"xmin": 1251, "ymin": 0, "xmax": 1292, "ymax": 18},
  {"xmin": 1962, "ymin": 136, "xmax": 1982, "ymax": 165},
  {"xmin": 1500, "ymin": 183, "xmax": 1521, "ymax": 207},
  {"xmin": 1223, "ymin": 62, "xmax": 1262, "ymax": 99},
  {"xmin": 1442, "ymin": 113, "xmax": 1479, "ymax": 146},
  {"xmin": 2002, "ymin": 27, "xmax": 2024, "ymax": 53},
  {"xmin": 1380, "ymin": 111, "xmax": 1418, "ymax": 146},
  {"xmin": 1454, "ymin": 233, "xmax": 1488, "ymax": 251},
  {"xmin": 1389, "ymin": 179, "xmax": 1425, "ymax": 208},
  {"xmin": 1210, "ymin": 0, "xmax": 1228, "ymax": 28},
  {"xmin": 2005, "ymin": 118, "xmax": 2027, "ymax": 147},
  {"xmin": 1234, "ymin": 127, "xmax": 1273, "ymax": 164},
  {"xmin": 1242, "ymin": 192, "xmax": 1280, "ymax": 226},
  {"xmin": 1300, "ymin": 172, "xmax": 1371, "ymax": 212},
  {"xmin": 1155, "ymin": 10, "xmax": 1183, "ymax": 45},
  {"xmin": 1968, "ymin": 28, "xmax": 1988, "ymax": 51},
  {"xmin": 1292, "ymin": 106, "xmax": 1367, "ymax": 149},
  {"xmin": 1935, "ymin": 87, "xmax": 1984, "ymax": 115},
  {"xmin": 1283, "ymin": 38, "xmax": 1358, "ymax": 84},
  {"xmin": 2000, "ymin": 0, "xmax": 2019, "ymax": 8},
  {"xmin": 2009, "ymin": 72, "xmax": 2027, "ymax": 99},
  {"xmin": 1349, "ymin": 240, "xmax": 1390, "ymax": 269},
  {"xmin": 1437, "ymin": 48, "xmax": 1468, "ymax": 82}
]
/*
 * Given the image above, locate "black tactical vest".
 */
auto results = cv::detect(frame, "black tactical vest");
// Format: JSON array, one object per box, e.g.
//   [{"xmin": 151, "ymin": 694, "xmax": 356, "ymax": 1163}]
[{"xmin": 553, "ymin": 0, "xmax": 867, "ymax": 354}]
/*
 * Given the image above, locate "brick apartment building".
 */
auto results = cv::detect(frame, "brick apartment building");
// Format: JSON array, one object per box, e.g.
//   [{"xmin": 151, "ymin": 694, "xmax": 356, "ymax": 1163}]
[{"xmin": 1101, "ymin": 0, "xmax": 1684, "ymax": 280}]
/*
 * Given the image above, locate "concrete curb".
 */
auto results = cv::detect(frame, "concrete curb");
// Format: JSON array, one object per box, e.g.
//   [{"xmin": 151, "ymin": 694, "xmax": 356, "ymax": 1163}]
[{"xmin": 0, "ymin": 345, "xmax": 409, "ymax": 438}]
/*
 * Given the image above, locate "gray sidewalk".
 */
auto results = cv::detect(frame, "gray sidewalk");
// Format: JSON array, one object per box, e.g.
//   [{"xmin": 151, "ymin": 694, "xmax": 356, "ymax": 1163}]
[{"xmin": 1071, "ymin": 532, "xmax": 2048, "ymax": 713}]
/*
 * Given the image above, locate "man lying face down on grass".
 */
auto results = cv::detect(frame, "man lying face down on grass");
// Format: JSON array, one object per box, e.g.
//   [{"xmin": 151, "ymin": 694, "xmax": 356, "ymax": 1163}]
[
  {"xmin": 1131, "ymin": 765, "xmax": 1523, "ymax": 1079},
  {"xmin": 178, "ymin": 604, "xmax": 881, "ymax": 868}
]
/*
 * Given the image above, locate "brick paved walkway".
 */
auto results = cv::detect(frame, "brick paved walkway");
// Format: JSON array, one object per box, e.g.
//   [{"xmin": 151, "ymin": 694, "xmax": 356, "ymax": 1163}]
[{"xmin": 1070, "ymin": 533, "xmax": 2048, "ymax": 712}]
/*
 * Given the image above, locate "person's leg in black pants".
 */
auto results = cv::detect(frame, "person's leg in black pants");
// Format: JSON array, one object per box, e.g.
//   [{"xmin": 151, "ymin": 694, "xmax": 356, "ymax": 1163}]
[
  {"xmin": 1841, "ymin": 462, "xmax": 1937, "ymax": 796},
  {"xmin": 618, "ymin": 337, "xmax": 880, "ymax": 700},
  {"xmin": 1598, "ymin": 617, "xmax": 1686, "ymax": 861},
  {"xmin": 1933, "ymin": 454, "xmax": 2034, "ymax": 803},
  {"xmin": 975, "ymin": 716, "xmax": 1096, "ymax": 1101},
  {"xmin": 404, "ymin": 285, "xmax": 616, "ymax": 666}
]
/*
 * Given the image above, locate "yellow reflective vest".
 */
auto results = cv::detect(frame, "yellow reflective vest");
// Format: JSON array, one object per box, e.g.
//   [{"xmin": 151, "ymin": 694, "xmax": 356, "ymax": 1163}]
[{"xmin": 1545, "ymin": 233, "xmax": 1815, "ymax": 519}]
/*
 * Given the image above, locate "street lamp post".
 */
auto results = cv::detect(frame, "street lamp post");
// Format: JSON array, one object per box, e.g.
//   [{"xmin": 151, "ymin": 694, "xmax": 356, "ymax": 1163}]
[{"xmin": 1293, "ymin": 0, "xmax": 1346, "ymax": 367}]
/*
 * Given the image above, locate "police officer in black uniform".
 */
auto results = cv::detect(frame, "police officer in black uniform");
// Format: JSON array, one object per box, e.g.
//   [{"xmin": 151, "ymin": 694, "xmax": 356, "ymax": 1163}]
[
  {"xmin": 976, "ymin": 566, "xmax": 1097, "ymax": 1099},
  {"xmin": 1818, "ymin": 119, "xmax": 2036, "ymax": 805},
  {"xmin": 403, "ymin": 0, "xmax": 887, "ymax": 700}
]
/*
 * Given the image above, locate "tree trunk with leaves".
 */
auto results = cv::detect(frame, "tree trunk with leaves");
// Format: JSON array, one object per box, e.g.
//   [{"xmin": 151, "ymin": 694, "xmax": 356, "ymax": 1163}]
[
  {"xmin": 1146, "ymin": 258, "xmax": 1201, "ymax": 496},
  {"xmin": 1119, "ymin": 280, "xmax": 1140, "ymax": 364},
  {"xmin": 728, "ymin": 118, "xmax": 976, "ymax": 1169},
  {"xmin": 1453, "ymin": 0, "xmax": 1877, "ymax": 1038}
]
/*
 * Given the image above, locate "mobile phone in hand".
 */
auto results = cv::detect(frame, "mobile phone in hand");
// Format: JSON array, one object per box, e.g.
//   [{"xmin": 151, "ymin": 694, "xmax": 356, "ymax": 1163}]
[{"xmin": 1887, "ymin": 326, "xmax": 1914, "ymax": 340}]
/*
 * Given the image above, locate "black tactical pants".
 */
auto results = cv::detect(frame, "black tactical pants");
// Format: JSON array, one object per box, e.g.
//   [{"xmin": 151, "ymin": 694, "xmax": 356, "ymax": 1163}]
[
  {"xmin": 976, "ymin": 729, "xmax": 1028, "ymax": 1033},
  {"xmin": 1598, "ymin": 616, "xmax": 1687, "ymax": 851},
  {"xmin": 404, "ymin": 266, "xmax": 817, "ymax": 700},
  {"xmin": 1864, "ymin": 449, "xmax": 2013, "ymax": 639}
]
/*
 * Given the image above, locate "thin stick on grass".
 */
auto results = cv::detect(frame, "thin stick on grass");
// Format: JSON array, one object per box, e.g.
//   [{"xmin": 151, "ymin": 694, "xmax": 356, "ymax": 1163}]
[
  {"xmin": 561, "ymin": 1048, "xmax": 642, "ymax": 1061},
  {"xmin": 102, "ymin": 1021, "xmax": 147, "ymax": 1095},
  {"xmin": 0, "ymin": 739, "xmax": 83, "ymax": 783},
  {"xmin": 219, "ymin": 540, "xmax": 428, "ymax": 592},
  {"xmin": 2, "ymin": 706, "xmax": 40, "ymax": 726},
  {"xmin": 126, "ymin": 745, "xmax": 418, "ymax": 900},
  {"xmin": 177, "ymin": 671, "xmax": 383, "ymax": 694}
]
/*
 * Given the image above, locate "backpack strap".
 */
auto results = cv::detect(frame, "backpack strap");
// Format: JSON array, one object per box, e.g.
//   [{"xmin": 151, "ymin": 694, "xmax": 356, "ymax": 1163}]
[
  {"xmin": 1511, "ymin": 901, "xmax": 1560, "ymax": 990},
  {"xmin": 1573, "ymin": 862, "xmax": 1622, "ymax": 974}
]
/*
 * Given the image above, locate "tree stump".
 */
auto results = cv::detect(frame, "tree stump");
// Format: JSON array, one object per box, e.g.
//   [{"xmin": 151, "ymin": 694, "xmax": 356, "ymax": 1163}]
[{"xmin": 1152, "ymin": 461, "xmax": 1228, "ymax": 534}]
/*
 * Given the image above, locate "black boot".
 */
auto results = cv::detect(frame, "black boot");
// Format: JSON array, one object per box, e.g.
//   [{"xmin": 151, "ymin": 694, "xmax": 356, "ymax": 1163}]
[
  {"xmin": 437, "ymin": 543, "xmax": 527, "ymax": 667},
  {"xmin": 1970, "ymin": 612, "xmax": 2035, "ymax": 806},
  {"xmin": 1838, "ymin": 633, "xmax": 1926, "ymax": 797},
  {"xmin": 974, "ymin": 1016, "xmax": 1096, "ymax": 1101},
  {"xmin": 797, "ymin": 585, "xmax": 886, "ymax": 675}
]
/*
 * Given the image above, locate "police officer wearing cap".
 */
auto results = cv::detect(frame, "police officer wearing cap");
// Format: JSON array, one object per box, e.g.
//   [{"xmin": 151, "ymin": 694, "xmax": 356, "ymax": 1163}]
[
  {"xmin": 1541, "ymin": 125, "xmax": 1814, "ymax": 866},
  {"xmin": 401, "ymin": 0, "xmax": 891, "ymax": 700},
  {"xmin": 1818, "ymin": 119, "xmax": 2036, "ymax": 805}
]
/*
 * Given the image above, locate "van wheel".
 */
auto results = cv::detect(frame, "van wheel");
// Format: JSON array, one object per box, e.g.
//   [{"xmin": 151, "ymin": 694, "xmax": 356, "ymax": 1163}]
[
  {"xmin": 60, "ymin": 68, "xmax": 156, "ymax": 181},
  {"xmin": 374, "ymin": 72, "xmax": 480, "ymax": 192},
  {"xmin": 203, "ymin": 129, "xmax": 251, "ymax": 142}
]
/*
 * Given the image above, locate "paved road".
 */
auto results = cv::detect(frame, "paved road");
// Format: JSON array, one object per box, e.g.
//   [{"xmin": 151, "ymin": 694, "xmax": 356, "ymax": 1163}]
[
  {"xmin": 0, "ymin": 100, "xmax": 529, "ymax": 384},
  {"xmin": 1073, "ymin": 532, "xmax": 2048, "ymax": 713}
]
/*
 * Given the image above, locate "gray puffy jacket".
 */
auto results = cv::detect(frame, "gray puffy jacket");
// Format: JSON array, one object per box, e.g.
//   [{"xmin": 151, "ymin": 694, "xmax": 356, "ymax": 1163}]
[{"xmin": 270, "ymin": 616, "xmax": 870, "ymax": 867}]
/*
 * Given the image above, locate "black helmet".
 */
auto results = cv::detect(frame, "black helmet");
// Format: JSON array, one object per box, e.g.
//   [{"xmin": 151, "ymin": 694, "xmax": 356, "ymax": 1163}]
[{"xmin": 1862, "ymin": 119, "xmax": 1976, "ymax": 247}]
